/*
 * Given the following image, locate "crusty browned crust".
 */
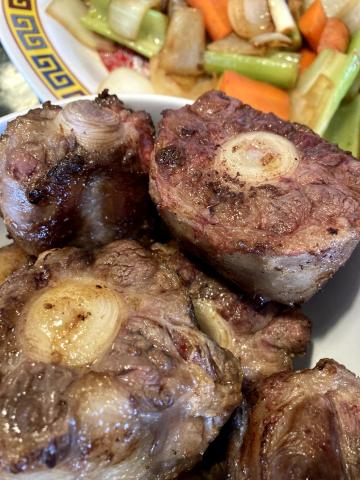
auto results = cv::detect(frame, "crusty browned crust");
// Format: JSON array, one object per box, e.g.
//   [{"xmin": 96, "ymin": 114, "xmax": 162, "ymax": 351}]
[
  {"xmin": 150, "ymin": 90, "xmax": 360, "ymax": 304},
  {"xmin": 152, "ymin": 242, "xmax": 310, "ymax": 390},
  {"xmin": 0, "ymin": 240, "xmax": 241, "ymax": 479},
  {"xmin": 228, "ymin": 359, "xmax": 360, "ymax": 479},
  {"xmin": 0, "ymin": 92, "xmax": 154, "ymax": 255}
]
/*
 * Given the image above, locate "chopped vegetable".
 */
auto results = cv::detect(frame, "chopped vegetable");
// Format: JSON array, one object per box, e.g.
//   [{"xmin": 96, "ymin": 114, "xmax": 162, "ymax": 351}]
[
  {"xmin": 150, "ymin": 55, "xmax": 217, "ymax": 98},
  {"xmin": 46, "ymin": 0, "xmax": 115, "ymax": 51},
  {"xmin": 218, "ymin": 70, "xmax": 290, "ymax": 119},
  {"xmin": 108, "ymin": 0, "xmax": 161, "ymax": 40},
  {"xmin": 299, "ymin": 48, "xmax": 316, "ymax": 72},
  {"xmin": 319, "ymin": 0, "xmax": 356, "ymax": 19},
  {"xmin": 82, "ymin": 0, "xmax": 167, "ymax": 58},
  {"xmin": 159, "ymin": 6, "xmax": 205, "ymax": 75},
  {"xmin": 342, "ymin": 2, "xmax": 360, "ymax": 35},
  {"xmin": 251, "ymin": 32, "xmax": 292, "ymax": 48},
  {"xmin": 227, "ymin": 0, "xmax": 273, "ymax": 39},
  {"xmin": 346, "ymin": 71, "xmax": 360, "ymax": 100},
  {"xmin": 268, "ymin": 0, "xmax": 297, "ymax": 35},
  {"xmin": 98, "ymin": 67, "xmax": 155, "ymax": 94},
  {"xmin": 291, "ymin": 32, "xmax": 360, "ymax": 135},
  {"xmin": 299, "ymin": 0, "xmax": 327, "ymax": 50},
  {"xmin": 187, "ymin": 0, "xmax": 232, "ymax": 40},
  {"xmin": 208, "ymin": 33, "xmax": 266, "ymax": 56},
  {"xmin": 317, "ymin": 18, "xmax": 349, "ymax": 53},
  {"xmin": 324, "ymin": 95, "xmax": 360, "ymax": 157},
  {"xmin": 203, "ymin": 50, "xmax": 299, "ymax": 89}
]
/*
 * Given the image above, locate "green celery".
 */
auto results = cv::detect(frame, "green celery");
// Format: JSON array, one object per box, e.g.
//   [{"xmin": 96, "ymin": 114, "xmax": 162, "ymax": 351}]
[
  {"xmin": 268, "ymin": 51, "xmax": 300, "ymax": 65},
  {"xmin": 325, "ymin": 96, "xmax": 360, "ymax": 158},
  {"xmin": 291, "ymin": 33, "xmax": 360, "ymax": 135},
  {"xmin": 82, "ymin": 0, "xmax": 167, "ymax": 58},
  {"xmin": 203, "ymin": 50, "xmax": 299, "ymax": 89}
]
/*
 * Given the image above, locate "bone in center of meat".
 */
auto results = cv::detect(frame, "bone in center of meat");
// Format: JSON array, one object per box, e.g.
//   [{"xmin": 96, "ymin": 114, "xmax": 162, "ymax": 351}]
[
  {"xmin": 19, "ymin": 279, "xmax": 126, "ymax": 367},
  {"xmin": 216, "ymin": 131, "xmax": 299, "ymax": 184}
]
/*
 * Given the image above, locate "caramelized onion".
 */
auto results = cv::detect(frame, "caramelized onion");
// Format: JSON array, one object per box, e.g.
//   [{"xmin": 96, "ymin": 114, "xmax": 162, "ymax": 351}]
[
  {"xmin": 251, "ymin": 32, "xmax": 292, "ymax": 47},
  {"xmin": 159, "ymin": 6, "xmax": 205, "ymax": 76},
  {"xmin": 228, "ymin": 0, "xmax": 274, "ymax": 39},
  {"xmin": 208, "ymin": 33, "xmax": 266, "ymax": 56}
]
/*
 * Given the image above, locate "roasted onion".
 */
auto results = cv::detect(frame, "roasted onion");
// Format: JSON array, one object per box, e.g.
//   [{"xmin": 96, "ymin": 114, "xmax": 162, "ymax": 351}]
[
  {"xmin": 227, "ymin": 0, "xmax": 274, "ymax": 39},
  {"xmin": 46, "ymin": 0, "xmax": 115, "ymax": 51},
  {"xmin": 208, "ymin": 33, "xmax": 266, "ymax": 56},
  {"xmin": 159, "ymin": 6, "xmax": 205, "ymax": 76}
]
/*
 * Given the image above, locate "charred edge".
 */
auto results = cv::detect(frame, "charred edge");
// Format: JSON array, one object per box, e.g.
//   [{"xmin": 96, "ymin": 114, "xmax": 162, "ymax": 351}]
[
  {"xmin": 26, "ymin": 154, "xmax": 85, "ymax": 205},
  {"xmin": 155, "ymin": 146, "xmax": 185, "ymax": 169},
  {"xmin": 95, "ymin": 89, "xmax": 126, "ymax": 110}
]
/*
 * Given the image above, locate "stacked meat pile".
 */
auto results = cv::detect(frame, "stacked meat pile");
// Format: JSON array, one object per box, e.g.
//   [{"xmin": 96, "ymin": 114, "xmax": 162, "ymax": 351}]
[{"xmin": 0, "ymin": 90, "xmax": 359, "ymax": 479}]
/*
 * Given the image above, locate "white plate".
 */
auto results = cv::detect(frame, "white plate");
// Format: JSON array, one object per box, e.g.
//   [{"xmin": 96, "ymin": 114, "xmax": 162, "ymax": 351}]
[
  {"xmin": 0, "ymin": 0, "xmax": 108, "ymax": 101},
  {"xmin": 0, "ymin": 94, "xmax": 360, "ymax": 376}
]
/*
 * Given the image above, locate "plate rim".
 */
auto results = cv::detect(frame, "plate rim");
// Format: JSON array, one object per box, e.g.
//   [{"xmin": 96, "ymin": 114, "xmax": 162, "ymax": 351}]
[{"xmin": 0, "ymin": 0, "xmax": 90, "ymax": 101}]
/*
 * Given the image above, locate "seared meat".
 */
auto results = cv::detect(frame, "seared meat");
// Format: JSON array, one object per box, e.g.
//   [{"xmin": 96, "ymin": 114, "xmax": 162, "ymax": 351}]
[
  {"xmin": 0, "ymin": 92, "xmax": 154, "ymax": 255},
  {"xmin": 0, "ymin": 240, "xmax": 241, "ymax": 479},
  {"xmin": 228, "ymin": 359, "xmax": 360, "ymax": 479},
  {"xmin": 150, "ymin": 90, "xmax": 360, "ymax": 304},
  {"xmin": 153, "ymin": 243, "xmax": 310, "ymax": 388},
  {"xmin": 0, "ymin": 244, "xmax": 31, "ymax": 285}
]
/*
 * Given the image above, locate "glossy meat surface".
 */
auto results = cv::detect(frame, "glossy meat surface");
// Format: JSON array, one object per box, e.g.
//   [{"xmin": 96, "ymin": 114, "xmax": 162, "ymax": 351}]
[
  {"xmin": 152, "ymin": 243, "xmax": 310, "ymax": 389},
  {"xmin": 0, "ymin": 92, "xmax": 154, "ymax": 255},
  {"xmin": 0, "ymin": 243, "xmax": 31, "ymax": 285},
  {"xmin": 150, "ymin": 91, "xmax": 360, "ymax": 304},
  {"xmin": 229, "ymin": 359, "xmax": 360, "ymax": 479},
  {"xmin": 0, "ymin": 240, "xmax": 241, "ymax": 479}
]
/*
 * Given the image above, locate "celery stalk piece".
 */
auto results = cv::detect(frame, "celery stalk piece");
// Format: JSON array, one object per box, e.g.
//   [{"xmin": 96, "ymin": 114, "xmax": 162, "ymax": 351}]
[
  {"xmin": 81, "ymin": 0, "xmax": 167, "ymax": 58},
  {"xmin": 325, "ymin": 96, "xmax": 360, "ymax": 158},
  {"xmin": 268, "ymin": 51, "xmax": 300, "ymax": 64},
  {"xmin": 346, "ymin": 71, "xmax": 360, "ymax": 101},
  {"xmin": 203, "ymin": 51, "xmax": 299, "ymax": 89},
  {"xmin": 291, "ymin": 33, "xmax": 360, "ymax": 135}
]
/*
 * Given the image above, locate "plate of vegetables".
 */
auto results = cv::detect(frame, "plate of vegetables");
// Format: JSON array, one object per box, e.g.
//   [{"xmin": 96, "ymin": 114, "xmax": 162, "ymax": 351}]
[{"xmin": 0, "ymin": 0, "xmax": 359, "ymax": 156}]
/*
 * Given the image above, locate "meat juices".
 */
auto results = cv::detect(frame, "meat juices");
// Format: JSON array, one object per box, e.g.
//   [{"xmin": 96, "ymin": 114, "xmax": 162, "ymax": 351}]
[
  {"xmin": 150, "ymin": 90, "xmax": 360, "ymax": 304},
  {"xmin": 229, "ymin": 360, "xmax": 360, "ymax": 479},
  {"xmin": 0, "ymin": 92, "xmax": 154, "ymax": 255},
  {"xmin": 152, "ymin": 243, "xmax": 310, "ymax": 389},
  {"xmin": 0, "ymin": 240, "xmax": 241, "ymax": 479}
]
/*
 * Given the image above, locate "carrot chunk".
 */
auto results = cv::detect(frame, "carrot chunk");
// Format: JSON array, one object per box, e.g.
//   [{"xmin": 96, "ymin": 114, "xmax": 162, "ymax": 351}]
[
  {"xmin": 218, "ymin": 70, "xmax": 290, "ymax": 120},
  {"xmin": 299, "ymin": 0, "xmax": 327, "ymax": 50},
  {"xmin": 317, "ymin": 18, "xmax": 350, "ymax": 53},
  {"xmin": 187, "ymin": 0, "xmax": 232, "ymax": 40}
]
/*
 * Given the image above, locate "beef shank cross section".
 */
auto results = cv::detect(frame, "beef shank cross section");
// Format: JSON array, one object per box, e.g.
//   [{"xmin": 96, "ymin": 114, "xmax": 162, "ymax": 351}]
[
  {"xmin": 150, "ymin": 90, "xmax": 360, "ymax": 304},
  {"xmin": 152, "ymin": 242, "xmax": 310, "ymax": 389},
  {"xmin": 0, "ymin": 92, "xmax": 154, "ymax": 255},
  {"xmin": 0, "ymin": 240, "xmax": 241, "ymax": 479},
  {"xmin": 228, "ymin": 359, "xmax": 360, "ymax": 479}
]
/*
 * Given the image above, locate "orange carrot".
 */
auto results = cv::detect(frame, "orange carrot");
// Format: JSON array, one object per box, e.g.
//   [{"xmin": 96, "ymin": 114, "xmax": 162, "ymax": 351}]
[
  {"xmin": 317, "ymin": 18, "xmax": 350, "ymax": 53},
  {"xmin": 299, "ymin": 0, "xmax": 327, "ymax": 50},
  {"xmin": 187, "ymin": 0, "xmax": 232, "ymax": 40},
  {"xmin": 300, "ymin": 48, "xmax": 316, "ymax": 72},
  {"xmin": 218, "ymin": 71, "xmax": 290, "ymax": 121}
]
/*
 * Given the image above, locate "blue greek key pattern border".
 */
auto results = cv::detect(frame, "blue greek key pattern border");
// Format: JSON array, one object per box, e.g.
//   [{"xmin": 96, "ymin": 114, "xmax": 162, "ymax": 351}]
[{"xmin": 3, "ymin": 0, "xmax": 89, "ymax": 98}]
